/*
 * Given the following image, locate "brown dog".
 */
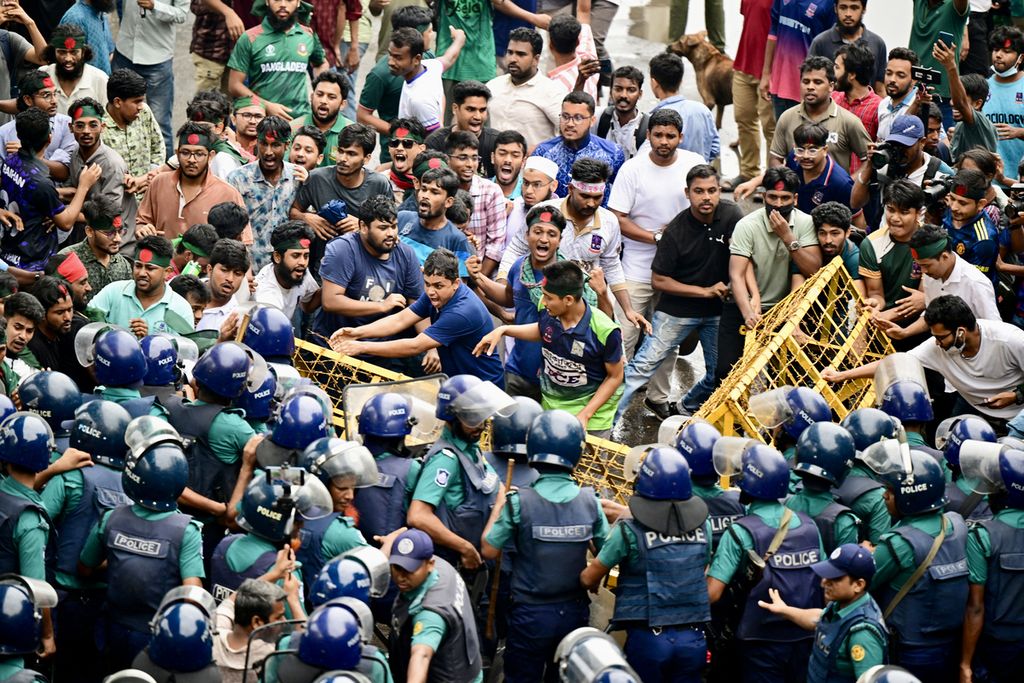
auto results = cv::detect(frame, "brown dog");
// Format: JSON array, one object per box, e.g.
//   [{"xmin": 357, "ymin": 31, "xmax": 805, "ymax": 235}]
[{"xmin": 667, "ymin": 30, "xmax": 733, "ymax": 130}]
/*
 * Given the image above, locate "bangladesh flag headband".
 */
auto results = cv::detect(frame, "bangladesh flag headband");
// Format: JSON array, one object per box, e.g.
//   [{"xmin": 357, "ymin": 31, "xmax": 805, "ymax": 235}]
[
  {"xmin": 910, "ymin": 236, "xmax": 948, "ymax": 260},
  {"xmin": 90, "ymin": 214, "xmax": 124, "ymax": 232},
  {"xmin": 135, "ymin": 247, "xmax": 171, "ymax": 268},
  {"xmin": 50, "ymin": 35, "xmax": 84, "ymax": 50},
  {"xmin": 72, "ymin": 103, "xmax": 104, "ymax": 121},
  {"xmin": 179, "ymin": 130, "xmax": 215, "ymax": 150},
  {"xmin": 273, "ymin": 236, "xmax": 312, "ymax": 252}
]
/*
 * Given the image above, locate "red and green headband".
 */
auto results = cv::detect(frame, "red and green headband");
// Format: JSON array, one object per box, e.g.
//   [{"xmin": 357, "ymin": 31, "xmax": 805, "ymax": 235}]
[
  {"xmin": 72, "ymin": 103, "xmax": 104, "ymax": 121},
  {"xmin": 910, "ymin": 236, "xmax": 949, "ymax": 260},
  {"xmin": 273, "ymin": 236, "xmax": 312, "ymax": 252},
  {"xmin": 135, "ymin": 247, "xmax": 171, "ymax": 268},
  {"xmin": 90, "ymin": 214, "xmax": 124, "ymax": 232},
  {"xmin": 178, "ymin": 130, "xmax": 215, "ymax": 150},
  {"xmin": 50, "ymin": 35, "xmax": 85, "ymax": 51}
]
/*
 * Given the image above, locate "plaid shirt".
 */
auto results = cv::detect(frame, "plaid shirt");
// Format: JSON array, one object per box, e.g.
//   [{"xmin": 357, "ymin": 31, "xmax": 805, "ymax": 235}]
[
  {"xmin": 190, "ymin": 0, "xmax": 232, "ymax": 64},
  {"xmin": 467, "ymin": 175, "xmax": 507, "ymax": 264},
  {"xmin": 833, "ymin": 90, "xmax": 881, "ymax": 140},
  {"xmin": 227, "ymin": 161, "xmax": 300, "ymax": 271}
]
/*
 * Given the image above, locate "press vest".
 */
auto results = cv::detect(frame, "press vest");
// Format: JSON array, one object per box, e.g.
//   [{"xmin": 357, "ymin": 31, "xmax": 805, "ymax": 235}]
[
  {"xmin": 880, "ymin": 512, "xmax": 968, "ymax": 647},
  {"xmin": 161, "ymin": 397, "xmax": 237, "ymax": 510},
  {"xmin": 735, "ymin": 511, "xmax": 823, "ymax": 642},
  {"xmin": 613, "ymin": 518, "xmax": 711, "ymax": 627},
  {"xmin": 979, "ymin": 517, "xmax": 1024, "ymax": 641},
  {"xmin": 701, "ymin": 488, "xmax": 745, "ymax": 550},
  {"xmin": 806, "ymin": 596, "xmax": 888, "ymax": 683},
  {"xmin": 355, "ymin": 454, "xmax": 416, "ymax": 542},
  {"xmin": 389, "ymin": 558, "xmax": 482, "ymax": 683},
  {"xmin": 426, "ymin": 437, "xmax": 496, "ymax": 562},
  {"xmin": 54, "ymin": 465, "xmax": 132, "ymax": 578},
  {"xmin": 511, "ymin": 485, "xmax": 598, "ymax": 604},
  {"xmin": 104, "ymin": 506, "xmax": 191, "ymax": 631},
  {"xmin": 210, "ymin": 534, "xmax": 278, "ymax": 603}
]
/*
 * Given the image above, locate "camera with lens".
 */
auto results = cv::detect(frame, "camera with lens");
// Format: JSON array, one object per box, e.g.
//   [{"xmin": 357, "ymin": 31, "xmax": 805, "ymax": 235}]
[
  {"xmin": 871, "ymin": 142, "xmax": 895, "ymax": 168},
  {"xmin": 1005, "ymin": 183, "xmax": 1024, "ymax": 222},
  {"xmin": 923, "ymin": 177, "xmax": 955, "ymax": 208}
]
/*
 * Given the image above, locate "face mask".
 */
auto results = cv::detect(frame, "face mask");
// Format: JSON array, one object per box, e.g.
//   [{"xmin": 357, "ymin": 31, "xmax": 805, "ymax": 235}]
[
  {"xmin": 766, "ymin": 204, "xmax": 795, "ymax": 220},
  {"xmin": 947, "ymin": 328, "xmax": 966, "ymax": 356},
  {"xmin": 993, "ymin": 61, "xmax": 1021, "ymax": 78}
]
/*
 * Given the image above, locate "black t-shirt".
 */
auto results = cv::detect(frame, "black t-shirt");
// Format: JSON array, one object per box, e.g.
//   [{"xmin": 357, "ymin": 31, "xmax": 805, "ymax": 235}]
[
  {"xmin": 0, "ymin": 152, "xmax": 63, "ymax": 271},
  {"xmin": 27, "ymin": 327, "xmax": 62, "ymax": 373},
  {"xmin": 652, "ymin": 199, "xmax": 743, "ymax": 318}
]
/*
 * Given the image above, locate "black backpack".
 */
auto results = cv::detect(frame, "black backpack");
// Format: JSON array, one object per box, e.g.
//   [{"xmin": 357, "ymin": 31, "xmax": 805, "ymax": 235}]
[{"xmin": 596, "ymin": 106, "xmax": 649, "ymax": 151}]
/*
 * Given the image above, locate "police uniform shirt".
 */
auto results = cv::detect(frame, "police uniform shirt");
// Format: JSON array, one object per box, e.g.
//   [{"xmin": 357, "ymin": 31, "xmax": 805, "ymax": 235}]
[
  {"xmin": 185, "ymin": 400, "xmax": 256, "ymax": 465},
  {"xmin": 221, "ymin": 534, "xmax": 303, "ymax": 617},
  {"xmin": 707, "ymin": 500, "xmax": 826, "ymax": 585},
  {"xmin": 870, "ymin": 512, "xmax": 945, "ymax": 592},
  {"xmin": 484, "ymin": 472, "xmax": 610, "ymax": 550},
  {"xmin": 0, "ymin": 658, "xmax": 27, "ymax": 680},
  {"xmin": 413, "ymin": 427, "xmax": 495, "ymax": 513},
  {"xmin": 966, "ymin": 508, "xmax": 1024, "ymax": 584},
  {"xmin": 97, "ymin": 387, "xmax": 169, "ymax": 419},
  {"xmin": 785, "ymin": 488, "xmax": 862, "ymax": 548},
  {"xmin": 0, "ymin": 477, "xmax": 50, "ymax": 580},
  {"xmin": 41, "ymin": 466, "xmax": 107, "ymax": 589},
  {"xmin": 816, "ymin": 592, "xmax": 887, "ymax": 677},
  {"xmin": 79, "ymin": 504, "xmax": 205, "ymax": 579},
  {"xmin": 842, "ymin": 463, "xmax": 893, "ymax": 545},
  {"xmin": 597, "ymin": 518, "xmax": 713, "ymax": 569},
  {"xmin": 319, "ymin": 516, "xmax": 369, "ymax": 561}
]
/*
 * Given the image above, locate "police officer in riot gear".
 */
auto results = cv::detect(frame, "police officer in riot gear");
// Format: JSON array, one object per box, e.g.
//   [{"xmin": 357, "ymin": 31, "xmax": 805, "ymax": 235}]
[
  {"xmin": 139, "ymin": 334, "xmax": 198, "ymax": 401},
  {"xmin": 234, "ymin": 371, "xmax": 278, "ymax": 434},
  {"xmin": 131, "ymin": 587, "xmax": 221, "ymax": 683},
  {"xmin": 554, "ymin": 628, "xmax": 641, "ymax": 683},
  {"xmin": 581, "ymin": 446, "xmax": 712, "ymax": 682},
  {"xmin": 839, "ymin": 408, "xmax": 898, "ymax": 544},
  {"xmin": 82, "ymin": 326, "xmax": 163, "ymax": 417},
  {"xmin": 255, "ymin": 387, "xmax": 333, "ymax": 468},
  {"xmin": 268, "ymin": 600, "xmax": 366, "ymax": 683},
  {"xmin": 407, "ymin": 375, "xmax": 516, "ymax": 570},
  {"xmin": 675, "ymin": 421, "xmax": 744, "ymax": 550},
  {"xmin": 481, "ymin": 410, "xmax": 608, "ymax": 683},
  {"xmin": 78, "ymin": 417, "xmax": 205, "ymax": 674},
  {"xmin": 243, "ymin": 305, "xmax": 297, "ymax": 368},
  {"xmin": 707, "ymin": 440, "xmax": 825, "ymax": 683},
  {"xmin": 485, "ymin": 396, "xmax": 543, "ymax": 491},
  {"xmin": 749, "ymin": 386, "xmax": 833, "ymax": 457},
  {"xmin": 788, "ymin": 423, "xmax": 862, "ymax": 553},
  {"xmin": 17, "ymin": 370, "xmax": 81, "ymax": 452},
  {"xmin": 0, "ymin": 574, "xmax": 59, "ymax": 682},
  {"xmin": 936, "ymin": 415, "xmax": 997, "ymax": 520}
]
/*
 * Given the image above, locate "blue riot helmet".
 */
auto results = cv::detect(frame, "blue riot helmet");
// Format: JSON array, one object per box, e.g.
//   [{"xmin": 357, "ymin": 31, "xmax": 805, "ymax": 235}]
[
  {"xmin": 17, "ymin": 371, "xmax": 81, "ymax": 436},
  {"xmin": 714, "ymin": 437, "xmax": 790, "ymax": 500},
  {"xmin": 960, "ymin": 441, "xmax": 1024, "ymax": 509},
  {"xmin": 841, "ymin": 408, "xmax": 901, "ymax": 452},
  {"xmin": 674, "ymin": 420, "xmax": 722, "ymax": 478},
  {"xmin": 594, "ymin": 673, "xmax": 642, "ymax": 683},
  {"xmin": 936, "ymin": 415, "xmax": 997, "ymax": 469},
  {"xmin": 302, "ymin": 438, "xmax": 379, "ymax": 490},
  {"xmin": 147, "ymin": 587, "xmax": 217, "ymax": 673},
  {"xmin": 856, "ymin": 665, "xmax": 922, "ymax": 683},
  {"xmin": 435, "ymin": 374, "xmax": 517, "ymax": 426},
  {"xmin": 140, "ymin": 335, "xmax": 178, "ymax": 386},
  {"xmin": 94, "ymin": 328, "xmax": 148, "ymax": 387},
  {"xmin": 68, "ymin": 399, "xmax": 133, "ymax": 468},
  {"xmin": 310, "ymin": 557, "xmax": 374, "ymax": 607},
  {"xmin": 297, "ymin": 601, "xmax": 363, "ymax": 670},
  {"xmin": 358, "ymin": 392, "xmax": 414, "ymax": 438},
  {"xmin": 555, "ymin": 627, "xmax": 640, "ymax": 683},
  {"xmin": 233, "ymin": 371, "xmax": 278, "ymax": 422},
  {"xmin": 874, "ymin": 353, "xmax": 934, "ymax": 422},
  {"xmin": 243, "ymin": 305, "xmax": 295, "ymax": 362},
  {"xmin": 630, "ymin": 446, "xmax": 708, "ymax": 537},
  {"xmin": 794, "ymin": 423, "xmax": 857, "ymax": 487},
  {"xmin": 527, "ymin": 410, "xmax": 585, "ymax": 471},
  {"xmin": 1003, "ymin": 448, "xmax": 1024, "ymax": 509},
  {"xmin": 192, "ymin": 341, "xmax": 268, "ymax": 400},
  {"xmin": 273, "ymin": 389, "xmax": 332, "ymax": 449},
  {"xmin": 886, "ymin": 451, "xmax": 947, "ymax": 516},
  {"xmin": 491, "ymin": 396, "xmax": 544, "ymax": 456},
  {"xmin": 236, "ymin": 466, "xmax": 334, "ymax": 543},
  {"xmin": 0, "ymin": 412, "xmax": 56, "ymax": 473},
  {"xmin": 0, "ymin": 395, "xmax": 14, "ymax": 425},
  {"xmin": 122, "ymin": 416, "xmax": 189, "ymax": 511},
  {"xmin": 313, "ymin": 673, "xmax": 373, "ymax": 683},
  {"xmin": 749, "ymin": 385, "xmax": 831, "ymax": 440},
  {"xmin": 0, "ymin": 574, "xmax": 58, "ymax": 656}
]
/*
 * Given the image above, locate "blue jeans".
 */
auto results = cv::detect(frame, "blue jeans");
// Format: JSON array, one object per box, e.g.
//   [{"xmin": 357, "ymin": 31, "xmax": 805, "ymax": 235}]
[
  {"xmin": 504, "ymin": 598, "xmax": 590, "ymax": 683},
  {"xmin": 111, "ymin": 52, "xmax": 174, "ymax": 158},
  {"xmin": 616, "ymin": 311, "xmax": 720, "ymax": 421},
  {"xmin": 337, "ymin": 42, "xmax": 369, "ymax": 122},
  {"xmin": 624, "ymin": 625, "xmax": 706, "ymax": 683}
]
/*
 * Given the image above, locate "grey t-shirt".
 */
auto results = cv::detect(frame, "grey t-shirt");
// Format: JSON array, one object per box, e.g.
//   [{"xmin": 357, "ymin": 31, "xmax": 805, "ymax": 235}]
[
  {"xmin": 70, "ymin": 143, "xmax": 139, "ymax": 247},
  {"xmin": 809, "ymin": 26, "xmax": 889, "ymax": 86},
  {"xmin": 0, "ymin": 30, "xmax": 31, "ymax": 126}
]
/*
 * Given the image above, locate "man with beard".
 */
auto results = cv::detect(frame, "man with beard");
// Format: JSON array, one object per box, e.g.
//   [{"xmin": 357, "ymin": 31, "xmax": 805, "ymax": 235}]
[
  {"xmin": 445, "ymin": 131, "xmax": 506, "ymax": 276},
  {"xmin": 41, "ymin": 24, "xmax": 107, "ymax": 116},
  {"xmin": 0, "ymin": 71, "xmax": 78, "ymax": 181},
  {"xmin": 395, "ymin": 167, "xmax": 473, "ymax": 270},
  {"xmin": 497, "ymin": 156, "xmax": 559, "ymax": 279},
  {"xmin": 876, "ymin": 48, "xmax": 920, "ymax": 141},
  {"xmin": 288, "ymin": 72, "xmax": 353, "ymax": 169},
  {"xmin": 593, "ymin": 66, "xmax": 648, "ymax": 161},
  {"xmin": 491, "ymin": 131, "xmax": 526, "ymax": 201},
  {"xmin": 809, "ymin": 0, "xmax": 887, "ymax": 93},
  {"xmin": 24, "ymin": 276, "xmax": 75, "ymax": 372},
  {"xmin": 386, "ymin": 119, "xmax": 427, "ymax": 203},
  {"xmin": 290, "ymin": 123, "xmax": 392, "ymax": 278},
  {"xmin": 59, "ymin": 199, "xmax": 135, "ymax": 293},
  {"xmin": 232, "ymin": 96, "xmax": 266, "ymax": 161},
  {"xmin": 90, "ymin": 235, "xmax": 196, "ymax": 335},
  {"xmin": 44, "ymin": 251, "xmax": 97, "ymax": 390},
  {"xmin": 313, "ymin": 197, "xmax": 426, "ymax": 374},
  {"xmin": 607, "ymin": 109, "xmax": 704, "ymax": 420},
  {"xmin": 791, "ymin": 202, "xmax": 861, "ymax": 289},
  {"xmin": 63, "ymin": 97, "xmax": 137, "ymax": 236},
  {"xmin": 1, "ymin": 292, "xmax": 44, "ymax": 386},
  {"xmin": 832, "ymin": 41, "xmax": 882, "ymax": 143},
  {"xmin": 227, "ymin": 0, "xmax": 328, "ymax": 123},
  {"xmin": 424, "ymin": 81, "xmax": 499, "ymax": 177},
  {"xmin": 136, "ymin": 122, "xmax": 250, "ymax": 244},
  {"xmin": 197, "ymin": 239, "xmax": 250, "ymax": 332},
  {"xmin": 254, "ymin": 221, "xmax": 320, "ymax": 320},
  {"xmin": 289, "ymin": 125, "xmax": 327, "ymax": 171},
  {"xmin": 228, "ymin": 116, "xmax": 302, "ymax": 271},
  {"xmin": 59, "ymin": 0, "xmax": 116, "ymax": 76},
  {"xmin": 488, "ymin": 28, "xmax": 567, "ymax": 149}
]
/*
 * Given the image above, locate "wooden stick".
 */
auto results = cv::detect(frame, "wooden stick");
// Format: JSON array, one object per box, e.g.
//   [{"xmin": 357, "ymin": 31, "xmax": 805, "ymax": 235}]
[{"xmin": 485, "ymin": 458, "xmax": 516, "ymax": 640}]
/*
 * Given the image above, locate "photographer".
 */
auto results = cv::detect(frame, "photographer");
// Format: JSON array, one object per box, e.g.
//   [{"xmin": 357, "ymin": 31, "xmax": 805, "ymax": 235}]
[{"xmin": 851, "ymin": 114, "xmax": 952, "ymax": 228}]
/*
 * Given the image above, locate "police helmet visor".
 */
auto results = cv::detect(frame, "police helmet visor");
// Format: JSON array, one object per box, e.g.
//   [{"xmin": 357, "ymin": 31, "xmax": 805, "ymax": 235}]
[
  {"xmin": 340, "ymin": 546, "xmax": 390, "ymax": 598},
  {"xmin": 712, "ymin": 436, "xmax": 758, "ymax": 477},
  {"xmin": 934, "ymin": 417, "xmax": 961, "ymax": 451},
  {"xmin": 74, "ymin": 322, "xmax": 120, "ymax": 366},
  {"xmin": 311, "ymin": 441, "xmax": 379, "ymax": 488},
  {"xmin": 860, "ymin": 438, "xmax": 914, "ymax": 478},
  {"xmin": 748, "ymin": 387, "xmax": 796, "ymax": 428},
  {"xmin": 873, "ymin": 353, "xmax": 929, "ymax": 404},
  {"xmin": 125, "ymin": 416, "xmax": 183, "ymax": 458},
  {"xmin": 157, "ymin": 333, "xmax": 200, "ymax": 363},
  {"xmin": 343, "ymin": 375, "xmax": 445, "ymax": 443},
  {"xmin": 657, "ymin": 414, "xmax": 692, "ymax": 446},
  {"xmin": 450, "ymin": 381, "xmax": 517, "ymax": 427},
  {"xmin": 283, "ymin": 385, "xmax": 335, "ymax": 423},
  {"xmin": 555, "ymin": 627, "xmax": 638, "ymax": 683},
  {"xmin": 101, "ymin": 670, "xmax": 160, "ymax": 683},
  {"xmin": 622, "ymin": 444, "xmax": 657, "ymax": 483},
  {"xmin": 150, "ymin": 586, "xmax": 216, "ymax": 629},
  {"xmin": 265, "ymin": 466, "xmax": 335, "ymax": 520},
  {"xmin": 959, "ymin": 440, "xmax": 1006, "ymax": 494},
  {"xmin": 324, "ymin": 597, "xmax": 373, "ymax": 643},
  {"xmin": 0, "ymin": 574, "xmax": 57, "ymax": 610}
]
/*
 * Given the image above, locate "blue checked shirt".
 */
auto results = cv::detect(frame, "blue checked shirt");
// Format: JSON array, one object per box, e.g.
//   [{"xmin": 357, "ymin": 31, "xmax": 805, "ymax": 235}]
[
  {"xmin": 59, "ymin": 1, "xmax": 116, "ymax": 75},
  {"xmin": 533, "ymin": 133, "xmax": 625, "ymax": 205},
  {"xmin": 648, "ymin": 95, "xmax": 721, "ymax": 162},
  {"xmin": 227, "ymin": 161, "xmax": 300, "ymax": 271}
]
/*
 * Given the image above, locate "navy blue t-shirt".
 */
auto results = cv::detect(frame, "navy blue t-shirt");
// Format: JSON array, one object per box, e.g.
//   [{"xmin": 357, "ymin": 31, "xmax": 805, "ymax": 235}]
[
  {"xmin": 397, "ymin": 210, "xmax": 473, "ymax": 276},
  {"xmin": 506, "ymin": 256, "xmax": 543, "ymax": 383},
  {"xmin": 943, "ymin": 210, "xmax": 1000, "ymax": 282},
  {"xmin": 408, "ymin": 283, "xmax": 504, "ymax": 386},
  {"xmin": 313, "ymin": 232, "xmax": 425, "ymax": 340},
  {"xmin": 0, "ymin": 152, "xmax": 63, "ymax": 270},
  {"xmin": 785, "ymin": 153, "xmax": 855, "ymax": 215}
]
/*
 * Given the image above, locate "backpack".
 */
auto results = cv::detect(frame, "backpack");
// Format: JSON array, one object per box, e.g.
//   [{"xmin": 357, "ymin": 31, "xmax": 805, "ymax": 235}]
[{"xmin": 596, "ymin": 106, "xmax": 649, "ymax": 151}]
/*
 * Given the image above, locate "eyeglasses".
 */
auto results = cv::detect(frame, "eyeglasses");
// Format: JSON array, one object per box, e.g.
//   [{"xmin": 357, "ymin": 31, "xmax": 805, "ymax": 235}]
[
  {"xmin": 452, "ymin": 154, "xmax": 480, "ymax": 163},
  {"xmin": 560, "ymin": 113, "xmax": 590, "ymax": 124},
  {"xmin": 794, "ymin": 146, "xmax": 823, "ymax": 156},
  {"xmin": 522, "ymin": 180, "xmax": 550, "ymax": 190},
  {"xmin": 388, "ymin": 138, "xmax": 419, "ymax": 149},
  {"xmin": 237, "ymin": 111, "xmax": 265, "ymax": 120},
  {"xmin": 95, "ymin": 227, "xmax": 128, "ymax": 237},
  {"xmin": 179, "ymin": 149, "xmax": 209, "ymax": 160},
  {"xmin": 35, "ymin": 91, "xmax": 57, "ymax": 102},
  {"xmin": 72, "ymin": 120, "xmax": 102, "ymax": 131}
]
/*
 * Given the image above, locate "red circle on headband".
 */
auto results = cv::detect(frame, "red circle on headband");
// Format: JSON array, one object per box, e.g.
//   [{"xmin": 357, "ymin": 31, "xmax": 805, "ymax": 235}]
[
  {"xmin": 193, "ymin": 111, "xmax": 204, "ymax": 122},
  {"xmin": 113, "ymin": 216, "xmax": 123, "ymax": 228},
  {"xmin": 910, "ymin": 248, "xmax": 920, "ymax": 260},
  {"xmin": 73, "ymin": 107, "xmax": 84, "ymax": 120},
  {"xmin": 428, "ymin": 158, "xmax": 442, "ymax": 169},
  {"xmin": 265, "ymin": 132, "xmax": 276, "ymax": 142},
  {"xmin": 42, "ymin": 77, "xmax": 55, "ymax": 89},
  {"xmin": 64, "ymin": 37, "xmax": 76, "ymax": 50},
  {"xmin": 539, "ymin": 211, "xmax": 553, "ymax": 223},
  {"xmin": 299, "ymin": 238, "xmax": 311, "ymax": 248},
  {"xmin": 395, "ymin": 127, "xmax": 410, "ymax": 138},
  {"xmin": 139, "ymin": 249, "xmax": 154, "ymax": 263},
  {"xmin": 955, "ymin": 184, "xmax": 967, "ymax": 196},
  {"xmin": 1006, "ymin": 39, "xmax": 1014, "ymax": 49},
  {"xmin": 774, "ymin": 180, "xmax": 786, "ymax": 191},
  {"xmin": 187, "ymin": 133, "xmax": 200, "ymax": 145}
]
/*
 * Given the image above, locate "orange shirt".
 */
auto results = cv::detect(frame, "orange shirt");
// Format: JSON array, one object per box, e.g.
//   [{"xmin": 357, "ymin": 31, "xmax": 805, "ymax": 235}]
[{"xmin": 136, "ymin": 169, "xmax": 254, "ymax": 245}]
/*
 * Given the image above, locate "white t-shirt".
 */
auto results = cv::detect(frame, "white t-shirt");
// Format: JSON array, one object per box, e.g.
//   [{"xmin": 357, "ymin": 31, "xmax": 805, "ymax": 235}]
[
  {"xmin": 399, "ymin": 59, "xmax": 446, "ymax": 132},
  {"xmin": 922, "ymin": 255, "xmax": 999, "ymax": 321},
  {"xmin": 197, "ymin": 298, "xmax": 239, "ymax": 332},
  {"xmin": 606, "ymin": 150, "xmax": 704, "ymax": 282},
  {"xmin": 254, "ymin": 263, "xmax": 320, "ymax": 319},
  {"xmin": 908, "ymin": 318, "xmax": 1024, "ymax": 419}
]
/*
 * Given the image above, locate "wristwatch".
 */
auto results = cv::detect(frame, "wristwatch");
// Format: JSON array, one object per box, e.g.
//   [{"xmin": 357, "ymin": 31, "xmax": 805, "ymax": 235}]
[
  {"xmin": 654, "ymin": 232, "xmax": 663, "ymax": 243},
  {"xmin": 788, "ymin": 240, "xmax": 801, "ymax": 252}
]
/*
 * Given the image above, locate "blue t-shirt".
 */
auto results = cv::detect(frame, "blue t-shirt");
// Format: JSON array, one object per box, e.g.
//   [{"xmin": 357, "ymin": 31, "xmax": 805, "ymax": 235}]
[
  {"xmin": 983, "ymin": 76, "xmax": 1024, "ymax": 177},
  {"xmin": 943, "ymin": 210, "xmax": 999, "ymax": 282},
  {"xmin": 314, "ymin": 232, "xmax": 424, "ymax": 338},
  {"xmin": 397, "ymin": 210, "xmax": 473, "ymax": 277},
  {"xmin": 785, "ymin": 153, "xmax": 855, "ymax": 215},
  {"xmin": 0, "ymin": 153, "xmax": 63, "ymax": 271},
  {"xmin": 505, "ymin": 256, "xmax": 544, "ymax": 383},
  {"xmin": 408, "ymin": 283, "xmax": 504, "ymax": 386}
]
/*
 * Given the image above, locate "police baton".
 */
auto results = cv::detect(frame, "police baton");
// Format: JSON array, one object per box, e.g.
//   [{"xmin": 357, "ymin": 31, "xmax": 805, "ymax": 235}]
[{"xmin": 485, "ymin": 458, "xmax": 516, "ymax": 640}]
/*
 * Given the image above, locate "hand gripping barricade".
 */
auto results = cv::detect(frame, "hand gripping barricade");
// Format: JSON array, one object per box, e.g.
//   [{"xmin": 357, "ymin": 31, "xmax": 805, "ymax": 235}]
[{"xmin": 555, "ymin": 627, "xmax": 640, "ymax": 683}]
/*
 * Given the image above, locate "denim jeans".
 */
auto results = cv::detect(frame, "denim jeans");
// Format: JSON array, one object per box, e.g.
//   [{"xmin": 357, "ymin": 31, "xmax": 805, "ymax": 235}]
[
  {"xmin": 624, "ymin": 625, "xmax": 706, "ymax": 683},
  {"xmin": 111, "ymin": 52, "xmax": 174, "ymax": 158},
  {"xmin": 337, "ymin": 41, "xmax": 369, "ymax": 122},
  {"xmin": 616, "ymin": 311, "xmax": 720, "ymax": 422}
]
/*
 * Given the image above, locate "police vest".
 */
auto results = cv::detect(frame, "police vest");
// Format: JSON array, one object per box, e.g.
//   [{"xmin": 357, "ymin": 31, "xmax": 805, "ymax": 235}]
[
  {"xmin": 979, "ymin": 517, "xmax": 1024, "ymax": 641},
  {"xmin": 355, "ymin": 454, "xmax": 417, "ymax": 543},
  {"xmin": 119, "ymin": 395, "xmax": 158, "ymax": 419},
  {"xmin": 0, "ymin": 490, "xmax": 55, "ymax": 580},
  {"xmin": 274, "ymin": 638, "xmax": 389, "ymax": 683},
  {"xmin": 390, "ymin": 558, "xmax": 482, "ymax": 683},
  {"xmin": 613, "ymin": 518, "xmax": 711, "ymax": 628},
  {"xmin": 210, "ymin": 534, "xmax": 278, "ymax": 603},
  {"xmin": 879, "ymin": 512, "xmax": 968, "ymax": 647},
  {"xmin": 945, "ymin": 480, "xmax": 993, "ymax": 522},
  {"xmin": 161, "ymin": 397, "xmax": 237, "ymax": 510},
  {"xmin": 735, "ymin": 511, "xmax": 823, "ymax": 642},
  {"xmin": 810, "ymin": 500, "xmax": 856, "ymax": 555},
  {"xmin": 806, "ymin": 596, "xmax": 888, "ymax": 683},
  {"xmin": 484, "ymin": 451, "xmax": 539, "ymax": 573},
  {"xmin": 700, "ymin": 488, "xmax": 745, "ymax": 551},
  {"xmin": 511, "ymin": 485, "xmax": 598, "ymax": 604},
  {"xmin": 104, "ymin": 505, "xmax": 191, "ymax": 632},
  {"xmin": 836, "ymin": 475, "xmax": 884, "ymax": 509},
  {"xmin": 54, "ymin": 464, "xmax": 132, "ymax": 579},
  {"xmin": 425, "ymin": 437, "xmax": 496, "ymax": 563},
  {"xmin": 296, "ymin": 512, "xmax": 348, "ymax": 589}
]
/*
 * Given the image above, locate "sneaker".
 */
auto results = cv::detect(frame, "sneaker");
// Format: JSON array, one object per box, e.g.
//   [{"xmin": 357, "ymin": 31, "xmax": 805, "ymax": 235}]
[{"xmin": 644, "ymin": 398, "xmax": 679, "ymax": 421}]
